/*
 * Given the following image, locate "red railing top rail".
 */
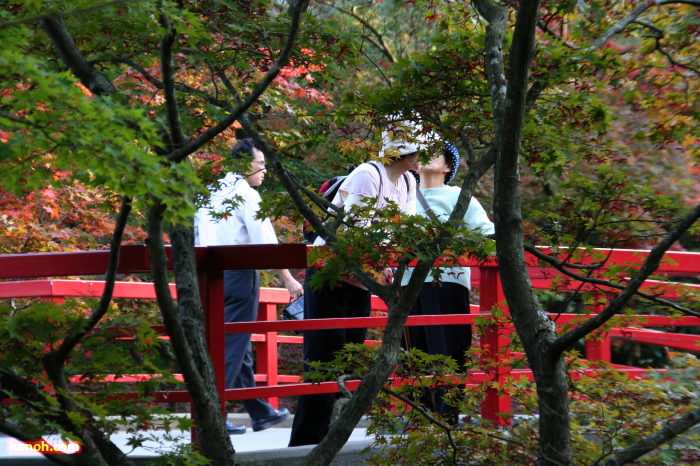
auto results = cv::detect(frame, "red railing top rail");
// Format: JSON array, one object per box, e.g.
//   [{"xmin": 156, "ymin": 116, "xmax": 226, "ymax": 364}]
[
  {"xmin": 0, "ymin": 279, "xmax": 178, "ymax": 299},
  {"xmin": 1, "ymin": 244, "xmax": 697, "ymax": 282},
  {"xmin": 0, "ymin": 244, "xmax": 308, "ymax": 280},
  {"xmin": 449, "ymin": 247, "xmax": 698, "ymax": 273},
  {"xmin": 524, "ymin": 247, "xmax": 700, "ymax": 276}
]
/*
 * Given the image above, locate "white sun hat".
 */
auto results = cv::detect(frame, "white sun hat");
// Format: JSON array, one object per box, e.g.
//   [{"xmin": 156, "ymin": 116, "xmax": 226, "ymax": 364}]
[{"xmin": 378, "ymin": 120, "xmax": 438, "ymax": 159}]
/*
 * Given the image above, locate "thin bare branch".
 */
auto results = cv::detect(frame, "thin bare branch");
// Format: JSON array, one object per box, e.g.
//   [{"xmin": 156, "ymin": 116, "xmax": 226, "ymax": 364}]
[
  {"xmin": 317, "ymin": 0, "xmax": 396, "ymax": 63},
  {"xmin": 553, "ymin": 203, "xmax": 700, "ymax": 355},
  {"xmin": 599, "ymin": 406, "xmax": 700, "ymax": 466},
  {"xmin": 525, "ymin": 245, "xmax": 605, "ymax": 270},
  {"xmin": 524, "ymin": 244, "xmax": 699, "ymax": 316},
  {"xmin": 655, "ymin": 42, "xmax": 700, "ymax": 75},
  {"xmin": 537, "ymin": 20, "xmax": 579, "ymax": 49},
  {"xmin": 359, "ymin": 47, "xmax": 394, "ymax": 87},
  {"xmin": 113, "ymin": 56, "xmax": 234, "ymax": 107},
  {"xmin": 164, "ymin": 0, "xmax": 307, "ymax": 163},
  {"xmin": 381, "ymin": 385, "xmax": 537, "ymax": 456}
]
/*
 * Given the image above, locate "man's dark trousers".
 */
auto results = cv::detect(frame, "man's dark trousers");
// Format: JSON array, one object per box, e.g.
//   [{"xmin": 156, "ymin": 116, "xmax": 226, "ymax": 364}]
[{"xmin": 224, "ymin": 269, "xmax": 276, "ymax": 419}]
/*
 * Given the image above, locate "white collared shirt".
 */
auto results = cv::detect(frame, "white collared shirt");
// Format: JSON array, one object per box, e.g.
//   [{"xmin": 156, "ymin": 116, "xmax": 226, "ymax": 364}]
[{"xmin": 194, "ymin": 172, "xmax": 278, "ymax": 246}]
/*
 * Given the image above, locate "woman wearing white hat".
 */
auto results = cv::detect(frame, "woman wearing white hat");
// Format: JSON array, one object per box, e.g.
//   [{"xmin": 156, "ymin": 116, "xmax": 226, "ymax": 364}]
[{"xmin": 289, "ymin": 122, "xmax": 423, "ymax": 447}]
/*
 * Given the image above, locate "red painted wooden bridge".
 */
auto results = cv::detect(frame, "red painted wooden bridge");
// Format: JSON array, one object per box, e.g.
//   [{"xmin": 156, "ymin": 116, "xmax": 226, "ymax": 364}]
[{"xmin": 1, "ymin": 244, "xmax": 699, "ymax": 431}]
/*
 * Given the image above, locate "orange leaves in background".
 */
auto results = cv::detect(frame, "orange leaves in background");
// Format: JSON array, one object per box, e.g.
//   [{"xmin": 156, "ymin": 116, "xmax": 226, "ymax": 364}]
[{"xmin": 0, "ymin": 166, "xmax": 147, "ymax": 254}]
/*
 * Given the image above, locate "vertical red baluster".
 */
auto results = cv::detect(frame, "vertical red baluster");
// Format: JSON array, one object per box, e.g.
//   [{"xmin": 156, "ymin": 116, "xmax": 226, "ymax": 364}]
[{"xmin": 479, "ymin": 265, "xmax": 511, "ymax": 427}]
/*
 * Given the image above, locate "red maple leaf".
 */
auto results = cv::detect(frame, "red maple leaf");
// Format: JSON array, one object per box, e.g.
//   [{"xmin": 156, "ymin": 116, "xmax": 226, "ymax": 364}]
[{"xmin": 41, "ymin": 188, "xmax": 57, "ymax": 201}]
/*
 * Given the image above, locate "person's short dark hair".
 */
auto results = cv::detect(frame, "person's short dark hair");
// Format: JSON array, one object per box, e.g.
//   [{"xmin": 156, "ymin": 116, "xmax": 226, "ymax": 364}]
[{"xmin": 230, "ymin": 138, "xmax": 258, "ymax": 159}]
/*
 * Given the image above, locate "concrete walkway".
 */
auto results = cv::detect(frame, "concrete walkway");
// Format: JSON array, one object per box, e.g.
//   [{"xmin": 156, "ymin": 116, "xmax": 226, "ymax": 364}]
[{"xmin": 0, "ymin": 415, "xmax": 376, "ymax": 465}]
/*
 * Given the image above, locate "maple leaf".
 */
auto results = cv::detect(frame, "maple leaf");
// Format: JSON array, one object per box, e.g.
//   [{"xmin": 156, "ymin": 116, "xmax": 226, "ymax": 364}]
[
  {"xmin": 41, "ymin": 188, "xmax": 57, "ymax": 201},
  {"xmin": 42, "ymin": 205, "xmax": 60, "ymax": 219}
]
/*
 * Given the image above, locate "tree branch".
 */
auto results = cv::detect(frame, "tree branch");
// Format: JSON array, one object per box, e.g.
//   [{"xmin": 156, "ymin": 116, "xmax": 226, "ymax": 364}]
[
  {"xmin": 584, "ymin": 3, "xmax": 653, "ymax": 52},
  {"xmin": 43, "ymin": 197, "xmax": 132, "ymax": 369},
  {"xmin": 525, "ymin": 245, "xmax": 605, "ymax": 270},
  {"xmin": 40, "ymin": 14, "xmax": 116, "ymax": 96},
  {"xmin": 380, "ymin": 386, "xmax": 461, "ymax": 456},
  {"xmin": 653, "ymin": 40, "xmax": 700, "ymax": 76},
  {"xmin": 657, "ymin": 0, "xmax": 700, "ymax": 5},
  {"xmin": 317, "ymin": 0, "xmax": 396, "ymax": 63},
  {"xmin": 0, "ymin": 112, "xmax": 46, "ymax": 128},
  {"xmin": 537, "ymin": 20, "xmax": 579, "ymax": 49},
  {"xmin": 553, "ymin": 203, "xmax": 700, "ymax": 355},
  {"xmin": 164, "ymin": 0, "xmax": 307, "ymax": 163},
  {"xmin": 381, "ymin": 385, "xmax": 538, "ymax": 456},
  {"xmin": 0, "ymin": 370, "xmax": 117, "ymax": 466},
  {"xmin": 149, "ymin": 65, "xmax": 249, "ymax": 115},
  {"xmin": 0, "ymin": 413, "xmax": 81, "ymax": 466},
  {"xmin": 158, "ymin": 10, "xmax": 187, "ymax": 148},
  {"xmin": 524, "ymin": 244, "xmax": 700, "ymax": 316},
  {"xmin": 359, "ymin": 47, "xmax": 394, "ymax": 87},
  {"xmin": 599, "ymin": 406, "xmax": 700, "ymax": 466}
]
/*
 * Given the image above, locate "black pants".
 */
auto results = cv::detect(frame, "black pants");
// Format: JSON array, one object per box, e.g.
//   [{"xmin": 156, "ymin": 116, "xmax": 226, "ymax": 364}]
[
  {"xmin": 405, "ymin": 282, "xmax": 471, "ymax": 422},
  {"xmin": 223, "ymin": 270, "xmax": 276, "ymax": 420},
  {"xmin": 405, "ymin": 281, "xmax": 471, "ymax": 367},
  {"xmin": 288, "ymin": 269, "xmax": 371, "ymax": 446}
]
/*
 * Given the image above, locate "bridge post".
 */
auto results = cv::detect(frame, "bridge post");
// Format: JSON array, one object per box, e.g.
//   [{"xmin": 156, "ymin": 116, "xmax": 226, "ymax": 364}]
[
  {"xmin": 256, "ymin": 299, "xmax": 280, "ymax": 408},
  {"xmin": 198, "ymin": 251, "xmax": 227, "ymax": 424},
  {"xmin": 585, "ymin": 302, "xmax": 612, "ymax": 363},
  {"xmin": 478, "ymin": 265, "xmax": 511, "ymax": 426}
]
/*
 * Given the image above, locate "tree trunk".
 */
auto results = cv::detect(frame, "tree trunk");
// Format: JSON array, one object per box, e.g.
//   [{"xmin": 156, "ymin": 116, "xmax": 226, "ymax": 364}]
[
  {"xmin": 489, "ymin": 0, "xmax": 575, "ymax": 463},
  {"xmin": 530, "ymin": 345, "xmax": 573, "ymax": 465},
  {"xmin": 169, "ymin": 224, "xmax": 237, "ymax": 461},
  {"xmin": 147, "ymin": 204, "xmax": 236, "ymax": 466},
  {"xmin": 301, "ymin": 291, "xmax": 418, "ymax": 466}
]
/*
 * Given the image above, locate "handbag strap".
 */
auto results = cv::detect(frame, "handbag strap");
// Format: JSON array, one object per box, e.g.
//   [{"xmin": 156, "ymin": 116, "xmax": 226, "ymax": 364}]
[{"xmin": 416, "ymin": 189, "xmax": 440, "ymax": 223}]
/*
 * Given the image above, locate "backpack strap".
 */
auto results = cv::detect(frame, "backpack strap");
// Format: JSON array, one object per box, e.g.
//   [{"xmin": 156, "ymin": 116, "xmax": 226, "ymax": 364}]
[
  {"xmin": 369, "ymin": 162, "xmax": 383, "ymax": 197},
  {"xmin": 368, "ymin": 161, "xmax": 413, "ymax": 205},
  {"xmin": 320, "ymin": 177, "xmax": 346, "ymax": 199}
]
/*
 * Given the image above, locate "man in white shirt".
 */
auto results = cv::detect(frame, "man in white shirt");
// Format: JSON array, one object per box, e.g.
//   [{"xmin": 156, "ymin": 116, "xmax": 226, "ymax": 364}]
[{"xmin": 195, "ymin": 138, "xmax": 303, "ymax": 434}]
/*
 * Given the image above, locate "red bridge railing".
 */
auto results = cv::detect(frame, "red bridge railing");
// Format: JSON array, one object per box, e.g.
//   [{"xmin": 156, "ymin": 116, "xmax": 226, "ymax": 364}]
[{"xmin": 1, "ymin": 245, "xmax": 699, "ymax": 431}]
